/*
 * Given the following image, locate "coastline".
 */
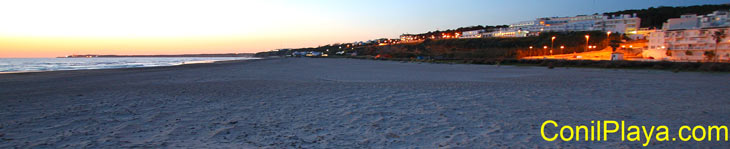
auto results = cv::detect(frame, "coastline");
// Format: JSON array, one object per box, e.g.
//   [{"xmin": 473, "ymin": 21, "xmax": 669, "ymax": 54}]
[{"xmin": 0, "ymin": 58, "xmax": 263, "ymax": 78}]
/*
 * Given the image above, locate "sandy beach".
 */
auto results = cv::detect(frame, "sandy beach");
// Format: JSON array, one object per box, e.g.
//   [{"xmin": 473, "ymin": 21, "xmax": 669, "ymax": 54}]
[{"xmin": 1, "ymin": 58, "xmax": 729, "ymax": 148}]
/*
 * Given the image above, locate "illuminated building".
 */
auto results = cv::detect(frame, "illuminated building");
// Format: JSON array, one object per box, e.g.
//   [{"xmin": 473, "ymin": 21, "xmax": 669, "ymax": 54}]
[{"xmin": 648, "ymin": 10, "xmax": 730, "ymax": 61}]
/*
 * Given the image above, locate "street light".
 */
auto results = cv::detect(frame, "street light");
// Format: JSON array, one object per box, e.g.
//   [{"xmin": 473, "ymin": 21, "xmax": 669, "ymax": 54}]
[
  {"xmin": 606, "ymin": 31, "xmax": 612, "ymax": 48},
  {"xmin": 560, "ymin": 45, "xmax": 565, "ymax": 55},
  {"xmin": 585, "ymin": 35, "xmax": 590, "ymax": 52},
  {"xmin": 529, "ymin": 46, "xmax": 533, "ymax": 56},
  {"xmin": 551, "ymin": 36, "xmax": 556, "ymax": 56},
  {"xmin": 543, "ymin": 46, "xmax": 548, "ymax": 56}
]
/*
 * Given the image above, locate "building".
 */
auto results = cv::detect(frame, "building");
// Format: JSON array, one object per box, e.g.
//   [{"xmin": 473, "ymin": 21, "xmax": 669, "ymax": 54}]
[
  {"xmin": 486, "ymin": 28, "xmax": 529, "ymax": 37},
  {"xmin": 597, "ymin": 14, "xmax": 641, "ymax": 34},
  {"xmin": 400, "ymin": 34, "xmax": 425, "ymax": 43},
  {"xmin": 700, "ymin": 10, "xmax": 730, "ymax": 28},
  {"xmin": 460, "ymin": 29, "xmax": 485, "ymax": 38},
  {"xmin": 663, "ymin": 14, "xmax": 701, "ymax": 30},
  {"xmin": 539, "ymin": 15, "xmax": 603, "ymax": 32},
  {"xmin": 487, "ymin": 13, "xmax": 640, "ymax": 38},
  {"xmin": 647, "ymin": 10, "xmax": 730, "ymax": 62},
  {"xmin": 642, "ymin": 29, "xmax": 668, "ymax": 60},
  {"xmin": 661, "ymin": 11, "xmax": 730, "ymax": 30},
  {"xmin": 663, "ymin": 28, "xmax": 730, "ymax": 61}
]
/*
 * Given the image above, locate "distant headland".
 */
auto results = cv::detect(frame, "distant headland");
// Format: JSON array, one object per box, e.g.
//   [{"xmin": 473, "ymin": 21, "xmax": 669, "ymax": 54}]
[{"xmin": 58, "ymin": 53, "xmax": 254, "ymax": 58}]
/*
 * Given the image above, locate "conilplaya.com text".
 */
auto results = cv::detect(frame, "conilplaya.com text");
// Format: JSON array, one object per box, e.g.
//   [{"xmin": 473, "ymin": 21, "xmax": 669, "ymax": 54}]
[{"xmin": 541, "ymin": 120, "xmax": 728, "ymax": 146}]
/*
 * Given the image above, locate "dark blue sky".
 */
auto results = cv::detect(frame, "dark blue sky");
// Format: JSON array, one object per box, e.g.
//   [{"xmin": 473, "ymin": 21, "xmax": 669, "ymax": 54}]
[{"xmin": 304, "ymin": 0, "xmax": 730, "ymax": 38}]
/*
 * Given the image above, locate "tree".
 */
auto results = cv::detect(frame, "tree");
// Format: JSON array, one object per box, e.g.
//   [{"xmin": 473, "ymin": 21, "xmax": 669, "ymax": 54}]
[
  {"xmin": 609, "ymin": 39, "xmax": 622, "ymax": 52},
  {"xmin": 711, "ymin": 30, "xmax": 726, "ymax": 62},
  {"xmin": 704, "ymin": 51, "xmax": 716, "ymax": 61}
]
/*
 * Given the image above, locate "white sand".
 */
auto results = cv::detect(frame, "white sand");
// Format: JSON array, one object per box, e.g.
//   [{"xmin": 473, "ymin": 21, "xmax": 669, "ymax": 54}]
[{"xmin": 1, "ymin": 58, "xmax": 729, "ymax": 148}]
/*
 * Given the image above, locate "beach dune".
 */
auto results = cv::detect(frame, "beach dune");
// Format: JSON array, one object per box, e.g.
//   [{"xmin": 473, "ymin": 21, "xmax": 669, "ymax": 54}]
[{"xmin": 1, "ymin": 58, "xmax": 729, "ymax": 148}]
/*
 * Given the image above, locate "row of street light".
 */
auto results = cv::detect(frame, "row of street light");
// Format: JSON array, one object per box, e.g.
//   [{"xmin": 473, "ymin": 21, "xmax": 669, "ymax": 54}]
[{"xmin": 527, "ymin": 31, "xmax": 614, "ymax": 57}]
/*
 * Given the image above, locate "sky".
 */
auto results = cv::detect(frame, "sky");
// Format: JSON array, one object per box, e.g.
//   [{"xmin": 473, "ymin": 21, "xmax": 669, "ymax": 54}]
[{"xmin": 1, "ymin": 0, "xmax": 728, "ymax": 58}]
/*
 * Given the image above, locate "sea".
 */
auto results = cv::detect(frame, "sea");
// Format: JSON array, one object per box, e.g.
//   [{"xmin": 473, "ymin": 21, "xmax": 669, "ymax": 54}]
[{"xmin": 0, "ymin": 57, "xmax": 257, "ymax": 73}]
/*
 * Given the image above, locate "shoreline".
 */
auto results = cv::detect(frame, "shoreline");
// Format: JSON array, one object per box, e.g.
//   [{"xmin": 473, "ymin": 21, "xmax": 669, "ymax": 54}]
[{"xmin": 0, "ymin": 57, "xmax": 262, "ymax": 76}]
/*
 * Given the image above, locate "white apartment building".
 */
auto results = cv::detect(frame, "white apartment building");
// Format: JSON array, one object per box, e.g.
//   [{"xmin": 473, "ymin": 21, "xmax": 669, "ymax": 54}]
[
  {"xmin": 663, "ymin": 28, "xmax": 730, "ymax": 61},
  {"xmin": 642, "ymin": 30, "xmax": 668, "ymax": 60},
  {"xmin": 488, "ymin": 13, "xmax": 640, "ymax": 38},
  {"xmin": 648, "ymin": 10, "xmax": 730, "ymax": 62},
  {"xmin": 663, "ymin": 14, "xmax": 701, "ymax": 30},
  {"xmin": 485, "ymin": 28, "xmax": 529, "ymax": 38},
  {"xmin": 701, "ymin": 10, "xmax": 730, "ymax": 28},
  {"xmin": 597, "ymin": 14, "xmax": 641, "ymax": 34},
  {"xmin": 460, "ymin": 29, "xmax": 485, "ymax": 38},
  {"xmin": 662, "ymin": 11, "xmax": 730, "ymax": 30}
]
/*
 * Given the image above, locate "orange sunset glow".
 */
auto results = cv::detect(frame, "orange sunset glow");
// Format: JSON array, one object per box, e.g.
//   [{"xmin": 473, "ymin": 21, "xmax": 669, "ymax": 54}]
[{"xmin": 0, "ymin": 0, "xmax": 383, "ymax": 58}]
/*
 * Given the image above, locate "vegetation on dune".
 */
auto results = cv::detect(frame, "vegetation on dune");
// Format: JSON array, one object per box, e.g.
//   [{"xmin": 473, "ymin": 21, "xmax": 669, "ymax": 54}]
[{"xmin": 361, "ymin": 31, "xmax": 622, "ymax": 59}]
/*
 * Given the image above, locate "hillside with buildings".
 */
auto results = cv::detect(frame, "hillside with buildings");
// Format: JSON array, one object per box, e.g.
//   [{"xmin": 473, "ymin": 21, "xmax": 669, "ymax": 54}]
[
  {"xmin": 257, "ymin": 4, "xmax": 730, "ymax": 63},
  {"xmin": 604, "ymin": 4, "xmax": 730, "ymax": 29}
]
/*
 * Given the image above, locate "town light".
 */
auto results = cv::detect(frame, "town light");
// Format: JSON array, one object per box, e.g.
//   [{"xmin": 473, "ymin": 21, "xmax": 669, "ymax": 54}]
[
  {"xmin": 585, "ymin": 35, "xmax": 590, "ymax": 52},
  {"xmin": 606, "ymin": 32, "xmax": 612, "ymax": 48},
  {"xmin": 551, "ymin": 36, "xmax": 556, "ymax": 53}
]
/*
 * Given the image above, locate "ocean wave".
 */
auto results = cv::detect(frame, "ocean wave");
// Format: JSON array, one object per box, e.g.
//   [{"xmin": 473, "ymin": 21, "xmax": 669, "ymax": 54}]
[{"xmin": 0, "ymin": 57, "xmax": 256, "ymax": 73}]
